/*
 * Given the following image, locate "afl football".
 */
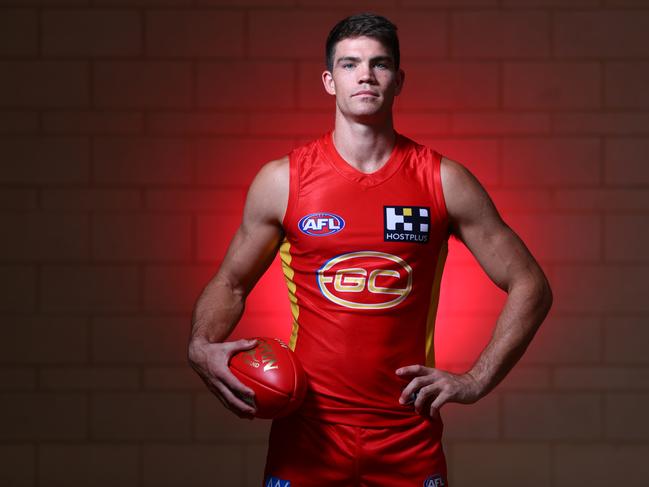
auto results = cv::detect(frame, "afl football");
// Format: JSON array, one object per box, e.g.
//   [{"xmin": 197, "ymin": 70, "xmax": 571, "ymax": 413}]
[{"xmin": 229, "ymin": 337, "xmax": 307, "ymax": 419}]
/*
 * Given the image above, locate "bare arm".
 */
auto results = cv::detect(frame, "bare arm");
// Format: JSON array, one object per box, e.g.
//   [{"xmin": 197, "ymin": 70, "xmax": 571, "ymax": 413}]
[
  {"xmin": 188, "ymin": 156, "xmax": 288, "ymax": 418},
  {"xmin": 397, "ymin": 156, "xmax": 553, "ymax": 416}
]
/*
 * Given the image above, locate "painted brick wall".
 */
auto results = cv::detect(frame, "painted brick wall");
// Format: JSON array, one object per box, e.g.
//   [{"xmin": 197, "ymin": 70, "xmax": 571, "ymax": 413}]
[{"xmin": 1, "ymin": 1, "xmax": 648, "ymax": 486}]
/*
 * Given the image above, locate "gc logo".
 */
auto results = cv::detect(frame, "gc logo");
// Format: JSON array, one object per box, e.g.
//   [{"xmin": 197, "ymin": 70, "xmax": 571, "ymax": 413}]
[{"xmin": 317, "ymin": 251, "xmax": 412, "ymax": 310}]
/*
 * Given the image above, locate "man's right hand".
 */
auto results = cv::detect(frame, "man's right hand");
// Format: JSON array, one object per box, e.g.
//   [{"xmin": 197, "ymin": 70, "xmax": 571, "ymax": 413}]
[{"xmin": 188, "ymin": 337, "xmax": 259, "ymax": 419}]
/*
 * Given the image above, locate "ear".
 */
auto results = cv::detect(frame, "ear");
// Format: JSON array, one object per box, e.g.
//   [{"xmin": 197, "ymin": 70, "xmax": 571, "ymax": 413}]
[
  {"xmin": 394, "ymin": 68, "xmax": 405, "ymax": 96},
  {"xmin": 322, "ymin": 70, "xmax": 336, "ymax": 96}
]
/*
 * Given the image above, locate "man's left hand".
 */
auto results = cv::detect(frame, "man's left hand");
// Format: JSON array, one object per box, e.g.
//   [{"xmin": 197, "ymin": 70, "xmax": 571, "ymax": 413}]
[{"xmin": 396, "ymin": 365, "xmax": 483, "ymax": 419}]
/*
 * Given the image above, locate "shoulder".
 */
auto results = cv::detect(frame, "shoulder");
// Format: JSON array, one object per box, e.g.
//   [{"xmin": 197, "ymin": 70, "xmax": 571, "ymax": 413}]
[
  {"xmin": 440, "ymin": 155, "xmax": 478, "ymax": 201},
  {"xmin": 439, "ymin": 155, "xmax": 498, "ymax": 226},
  {"xmin": 255, "ymin": 155, "xmax": 289, "ymax": 186},
  {"xmin": 244, "ymin": 156, "xmax": 289, "ymax": 226}
]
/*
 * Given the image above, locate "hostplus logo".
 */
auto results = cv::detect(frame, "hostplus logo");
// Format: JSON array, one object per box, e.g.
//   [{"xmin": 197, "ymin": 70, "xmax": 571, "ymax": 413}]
[{"xmin": 384, "ymin": 206, "xmax": 430, "ymax": 243}]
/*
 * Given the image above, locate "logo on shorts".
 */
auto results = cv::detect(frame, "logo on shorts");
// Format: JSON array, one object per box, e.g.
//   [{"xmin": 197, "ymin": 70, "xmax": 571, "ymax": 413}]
[
  {"xmin": 424, "ymin": 474, "xmax": 445, "ymax": 487},
  {"xmin": 265, "ymin": 476, "xmax": 291, "ymax": 487},
  {"xmin": 384, "ymin": 206, "xmax": 430, "ymax": 243},
  {"xmin": 298, "ymin": 212, "xmax": 345, "ymax": 236}
]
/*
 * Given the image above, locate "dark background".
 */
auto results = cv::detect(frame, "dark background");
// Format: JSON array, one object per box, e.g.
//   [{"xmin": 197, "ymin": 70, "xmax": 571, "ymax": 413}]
[{"xmin": 1, "ymin": 0, "xmax": 648, "ymax": 486}]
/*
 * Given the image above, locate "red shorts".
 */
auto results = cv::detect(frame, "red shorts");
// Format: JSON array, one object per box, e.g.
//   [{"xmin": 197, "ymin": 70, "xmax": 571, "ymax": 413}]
[{"xmin": 263, "ymin": 413, "xmax": 448, "ymax": 487}]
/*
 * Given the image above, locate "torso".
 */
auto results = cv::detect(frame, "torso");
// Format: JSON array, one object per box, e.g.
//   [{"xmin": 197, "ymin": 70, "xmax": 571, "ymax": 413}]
[{"xmin": 279, "ymin": 130, "xmax": 451, "ymax": 427}]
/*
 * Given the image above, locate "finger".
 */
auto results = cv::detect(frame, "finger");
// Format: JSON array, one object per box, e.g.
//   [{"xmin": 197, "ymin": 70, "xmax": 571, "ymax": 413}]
[
  {"xmin": 214, "ymin": 379, "xmax": 256, "ymax": 416},
  {"xmin": 429, "ymin": 392, "xmax": 448, "ymax": 419},
  {"xmin": 395, "ymin": 364, "xmax": 428, "ymax": 378},
  {"xmin": 225, "ymin": 338, "xmax": 259, "ymax": 355},
  {"xmin": 219, "ymin": 366, "xmax": 257, "ymax": 400},
  {"xmin": 399, "ymin": 375, "xmax": 435, "ymax": 405},
  {"xmin": 414, "ymin": 383, "xmax": 440, "ymax": 413}
]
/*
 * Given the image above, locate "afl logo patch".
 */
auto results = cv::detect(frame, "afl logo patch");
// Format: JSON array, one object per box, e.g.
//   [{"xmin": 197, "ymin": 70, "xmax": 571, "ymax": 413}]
[
  {"xmin": 298, "ymin": 212, "xmax": 345, "ymax": 236},
  {"xmin": 317, "ymin": 251, "xmax": 412, "ymax": 310},
  {"xmin": 424, "ymin": 474, "xmax": 445, "ymax": 487}
]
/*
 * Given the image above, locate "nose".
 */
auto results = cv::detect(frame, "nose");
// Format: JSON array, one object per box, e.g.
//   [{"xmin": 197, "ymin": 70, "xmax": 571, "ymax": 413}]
[{"xmin": 357, "ymin": 62, "xmax": 376, "ymax": 84}]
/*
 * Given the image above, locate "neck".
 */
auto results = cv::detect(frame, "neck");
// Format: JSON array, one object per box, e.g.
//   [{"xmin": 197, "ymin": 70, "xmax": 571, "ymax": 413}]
[{"xmin": 332, "ymin": 112, "xmax": 396, "ymax": 174}]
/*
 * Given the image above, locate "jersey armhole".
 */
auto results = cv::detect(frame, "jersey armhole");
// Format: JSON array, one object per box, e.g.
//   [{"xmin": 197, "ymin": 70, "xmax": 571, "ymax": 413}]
[
  {"xmin": 282, "ymin": 150, "xmax": 300, "ymax": 231},
  {"xmin": 432, "ymin": 150, "xmax": 450, "ymax": 236}
]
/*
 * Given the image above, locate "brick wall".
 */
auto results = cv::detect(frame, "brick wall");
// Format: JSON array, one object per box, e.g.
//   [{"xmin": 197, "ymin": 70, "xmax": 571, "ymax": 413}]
[{"xmin": 1, "ymin": 1, "xmax": 647, "ymax": 486}]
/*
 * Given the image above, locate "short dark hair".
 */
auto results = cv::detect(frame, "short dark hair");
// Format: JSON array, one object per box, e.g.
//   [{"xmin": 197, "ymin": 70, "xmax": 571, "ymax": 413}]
[{"xmin": 325, "ymin": 13, "xmax": 400, "ymax": 73}]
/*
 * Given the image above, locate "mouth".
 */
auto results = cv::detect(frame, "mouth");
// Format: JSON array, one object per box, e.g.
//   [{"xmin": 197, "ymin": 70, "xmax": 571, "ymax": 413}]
[{"xmin": 353, "ymin": 91, "xmax": 379, "ymax": 97}]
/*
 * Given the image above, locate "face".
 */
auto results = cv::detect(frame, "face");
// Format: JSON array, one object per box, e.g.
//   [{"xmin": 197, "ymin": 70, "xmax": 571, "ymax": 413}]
[{"xmin": 322, "ymin": 36, "xmax": 405, "ymax": 123}]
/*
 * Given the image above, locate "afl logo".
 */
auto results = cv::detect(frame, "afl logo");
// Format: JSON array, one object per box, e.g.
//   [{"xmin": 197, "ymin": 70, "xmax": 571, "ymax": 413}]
[
  {"xmin": 298, "ymin": 212, "xmax": 345, "ymax": 237},
  {"xmin": 317, "ymin": 251, "xmax": 412, "ymax": 310}
]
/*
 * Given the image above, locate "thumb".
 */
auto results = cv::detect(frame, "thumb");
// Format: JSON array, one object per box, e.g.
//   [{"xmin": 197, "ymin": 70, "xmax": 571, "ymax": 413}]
[
  {"xmin": 241, "ymin": 337, "xmax": 258, "ymax": 349},
  {"xmin": 224, "ymin": 338, "xmax": 258, "ymax": 355}
]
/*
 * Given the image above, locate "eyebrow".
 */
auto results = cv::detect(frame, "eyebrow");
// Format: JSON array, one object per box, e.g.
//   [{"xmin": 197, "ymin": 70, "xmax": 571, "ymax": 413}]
[{"xmin": 336, "ymin": 55, "xmax": 393, "ymax": 65}]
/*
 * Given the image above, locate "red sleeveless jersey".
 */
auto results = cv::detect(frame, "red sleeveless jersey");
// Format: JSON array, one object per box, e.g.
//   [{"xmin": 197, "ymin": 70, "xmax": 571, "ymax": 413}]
[{"xmin": 279, "ymin": 130, "xmax": 450, "ymax": 427}]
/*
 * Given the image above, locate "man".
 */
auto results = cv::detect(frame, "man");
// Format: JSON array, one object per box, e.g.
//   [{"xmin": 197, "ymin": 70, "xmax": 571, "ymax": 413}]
[{"xmin": 188, "ymin": 12, "xmax": 553, "ymax": 487}]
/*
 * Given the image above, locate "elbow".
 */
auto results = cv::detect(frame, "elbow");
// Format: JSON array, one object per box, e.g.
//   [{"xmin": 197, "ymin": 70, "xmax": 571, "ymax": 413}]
[
  {"xmin": 534, "ymin": 272, "xmax": 553, "ymax": 317},
  {"xmin": 541, "ymin": 280, "xmax": 553, "ymax": 316},
  {"xmin": 513, "ymin": 269, "xmax": 553, "ymax": 315}
]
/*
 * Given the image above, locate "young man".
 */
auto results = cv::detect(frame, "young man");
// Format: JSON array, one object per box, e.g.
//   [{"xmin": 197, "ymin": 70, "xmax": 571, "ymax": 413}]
[{"xmin": 188, "ymin": 13, "xmax": 552, "ymax": 487}]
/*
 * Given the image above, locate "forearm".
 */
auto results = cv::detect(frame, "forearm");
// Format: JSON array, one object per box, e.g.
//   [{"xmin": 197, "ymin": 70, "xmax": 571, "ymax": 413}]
[
  {"xmin": 189, "ymin": 275, "xmax": 245, "ymax": 346},
  {"xmin": 467, "ymin": 273, "xmax": 553, "ymax": 398}
]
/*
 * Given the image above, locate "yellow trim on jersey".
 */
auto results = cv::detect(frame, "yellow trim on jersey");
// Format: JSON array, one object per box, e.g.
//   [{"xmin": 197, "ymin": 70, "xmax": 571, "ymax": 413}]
[
  {"xmin": 425, "ymin": 239, "xmax": 449, "ymax": 368},
  {"xmin": 279, "ymin": 238, "xmax": 300, "ymax": 350}
]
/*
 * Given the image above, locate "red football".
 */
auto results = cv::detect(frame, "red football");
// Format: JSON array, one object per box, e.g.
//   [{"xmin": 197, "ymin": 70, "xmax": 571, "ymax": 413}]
[{"xmin": 229, "ymin": 337, "xmax": 307, "ymax": 419}]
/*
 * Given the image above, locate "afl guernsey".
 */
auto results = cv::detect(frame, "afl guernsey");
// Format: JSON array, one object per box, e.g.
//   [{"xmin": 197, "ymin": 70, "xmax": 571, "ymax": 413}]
[{"xmin": 279, "ymin": 130, "xmax": 450, "ymax": 428}]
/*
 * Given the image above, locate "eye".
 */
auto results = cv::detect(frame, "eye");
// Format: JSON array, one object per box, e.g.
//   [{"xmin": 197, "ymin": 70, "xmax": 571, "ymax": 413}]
[{"xmin": 342, "ymin": 63, "xmax": 355, "ymax": 69}]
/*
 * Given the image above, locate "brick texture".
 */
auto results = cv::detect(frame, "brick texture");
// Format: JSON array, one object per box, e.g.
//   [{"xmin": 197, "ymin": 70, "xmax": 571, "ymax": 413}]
[
  {"xmin": 555, "ymin": 11, "xmax": 649, "ymax": 58},
  {"xmin": 42, "ymin": 111, "xmax": 143, "ymax": 134},
  {"xmin": 453, "ymin": 443, "xmax": 551, "ymax": 487},
  {"xmin": 0, "ymin": 266, "xmax": 36, "ymax": 311},
  {"xmin": 0, "ymin": 212, "xmax": 88, "ymax": 261},
  {"xmin": 504, "ymin": 62, "xmax": 600, "ymax": 109},
  {"xmin": 605, "ymin": 393, "xmax": 649, "ymax": 440},
  {"xmin": 146, "ymin": 10, "xmax": 244, "ymax": 57},
  {"xmin": 0, "ymin": 445, "xmax": 35, "ymax": 487},
  {"xmin": 94, "ymin": 62, "xmax": 192, "ymax": 108},
  {"xmin": 1, "ymin": 3, "xmax": 648, "ymax": 486},
  {"xmin": 197, "ymin": 61, "xmax": 296, "ymax": 109},
  {"xmin": 91, "ymin": 393, "xmax": 192, "ymax": 440},
  {"xmin": 452, "ymin": 11, "xmax": 550, "ymax": 58},
  {"xmin": 0, "ymin": 9, "xmax": 38, "ymax": 57},
  {"xmin": 0, "ymin": 393, "xmax": 87, "ymax": 440},
  {"xmin": 555, "ymin": 444, "xmax": 649, "ymax": 487},
  {"xmin": 41, "ymin": 265, "xmax": 139, "ymax": 313},
  {"xmin": 92, "ymin": 213, "xmax": 191, "ymax": 261},
  {"xmin": 605, "ymin": 138, "xmax": 649, "ymax": 185},
  {"xmin": 605, "ymin": 62, "xmax": 649, "ymax": 108},
  {"xmin": 0, "ymin": 315, "xmax": 88, "ymax": 364},
  {"xmin": 502, "ymin": 137, "xmax": 601, "ymax": 186},
  {"xmin": 142, "ymin": 444, "xmax": 244, "ymax": 487},
  {"xmin": 0, "ymin": 137, "xmax": 89, "ymax": 184},
  {"xmin": 93, "ymin": 137, "xmax": 196, "ymax": 185},
  {"xmin": 91, "ymin": 316, "xmax": 190, "ymax": 364},
  {"xmin": 42, "ymin": 10, "xmax": 141, "ymax": 56},
  {"xmin": 0, "ymin": 62, "xmax": 88, "ymax": 108},
  {"xmin": 503, "ymin": 392, "xmax": 601, "ymax": 440},
  {"xmin": 39, "ymin": 445, "xmax": 139, "ymax": 487}
]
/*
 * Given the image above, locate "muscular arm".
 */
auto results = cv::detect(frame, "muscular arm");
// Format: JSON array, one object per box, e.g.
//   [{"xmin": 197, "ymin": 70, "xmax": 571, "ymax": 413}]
[
  {"xmin": 397, "ymin": 157, "xmax": 553, "ymax": 416},
  {"xmin": 442, "ymin": 157, "xmax": 553, "ymax": 395},
  {"xmin": 188, "ymin": 156, "xmax": 288, "ymax": 418},
  {"xmin": 190, "ymin": 157, "xmax": 288, "ymax": 344}
]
